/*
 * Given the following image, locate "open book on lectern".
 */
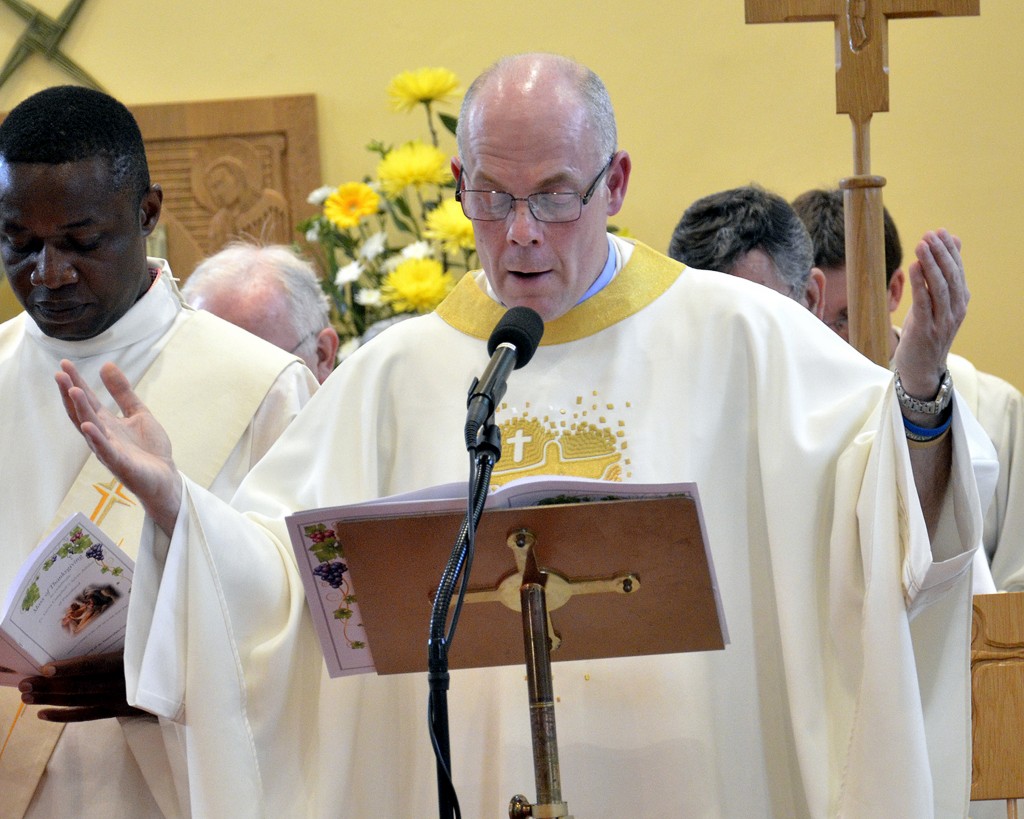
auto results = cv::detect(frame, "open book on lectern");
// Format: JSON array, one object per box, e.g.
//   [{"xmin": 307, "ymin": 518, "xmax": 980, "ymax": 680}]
[{"xmin": 285, "ymin": 475, "xmax": 728, "ymax": 679}]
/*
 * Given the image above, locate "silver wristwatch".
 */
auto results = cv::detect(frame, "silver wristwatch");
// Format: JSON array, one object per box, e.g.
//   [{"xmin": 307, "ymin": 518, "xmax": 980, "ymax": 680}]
[{"xmin": 894, "ymin": 369, "xmax": 954, "ymax": 415}]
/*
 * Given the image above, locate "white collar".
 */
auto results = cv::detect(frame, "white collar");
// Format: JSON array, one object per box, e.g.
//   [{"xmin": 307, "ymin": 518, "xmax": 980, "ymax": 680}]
[{"xmin": 25, "ymin": 259, "xmax": 181, "ymax": 359}]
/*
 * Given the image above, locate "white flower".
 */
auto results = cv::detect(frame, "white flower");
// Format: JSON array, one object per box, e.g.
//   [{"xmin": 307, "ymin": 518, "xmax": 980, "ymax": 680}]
[
  {"xmin": 383, "ymin": 240, "xmax": 433, "ymax": 272},
  {"xmin": 307, "ymin": 185, "xmax": 335, "ymax": 205},
  {"xmin": 401, "ymin": 240, "xmax": 433, "ymax": 260},
  {"xmin": 355, "ymin": 287, "xmax": 383, "ymax": 307},
  {"xmin": 334, "ymin": 260, "xmax": 363, "ymax": 286},
  {"xmin": 305, "ymin": 225, "xmax": 320, "ymax": 243},
  {"xmin": 359, "ymin": 231, "xmax": 388, "ymax": 261},
  {"xmin": 338, "ymin": 336, "xmax": 361, "ymax": 360}
]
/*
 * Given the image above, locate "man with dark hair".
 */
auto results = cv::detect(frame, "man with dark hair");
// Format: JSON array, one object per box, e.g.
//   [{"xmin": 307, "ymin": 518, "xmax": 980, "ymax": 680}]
[
  {"xmin": 672, "ymin": 185, "xmax": 996, "ymax": 594},
  {"xmin": 792, "ymin": 187, "xmax": 902, "ymax": 339},
  {"xmin": 59, "ymin": 55, "xmax": 990, "ymax": 816},
  {"xmin": 794, "ymin": 187, "xmax": 1024, "ymax": 592},
  {"xmin": 668, "ymin": 185, "xmax": 826, "ymax": 317},
  {"xmin": 0, "ymin": 85, "xmax": 317, "ymax": 817},
  {"xmin": 0, "ymin": 85, "xmax": 151, "ymax": 205}
]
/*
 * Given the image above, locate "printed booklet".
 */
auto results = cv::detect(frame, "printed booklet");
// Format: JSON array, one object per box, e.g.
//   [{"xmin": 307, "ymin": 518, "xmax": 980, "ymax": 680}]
[
  {"xmin": 0, "ymin": 513, "xmax": 133, "ymax": 687},
  {"xmin": 286, "ymin": 475, "xmax": 712, "ymax": 679}
]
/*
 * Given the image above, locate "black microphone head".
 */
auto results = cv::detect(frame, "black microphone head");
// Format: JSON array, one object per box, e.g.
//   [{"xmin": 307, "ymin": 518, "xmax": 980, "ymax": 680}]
[{"xmin": 487, "ymin": 306, "xmax": 545, "ymax": 368}]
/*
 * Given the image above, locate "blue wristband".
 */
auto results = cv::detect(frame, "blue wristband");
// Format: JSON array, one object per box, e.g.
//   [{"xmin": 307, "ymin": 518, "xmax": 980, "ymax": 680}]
[{"xmin": 903, "ymin": 413, "xmax": 952, "ymax": 442}]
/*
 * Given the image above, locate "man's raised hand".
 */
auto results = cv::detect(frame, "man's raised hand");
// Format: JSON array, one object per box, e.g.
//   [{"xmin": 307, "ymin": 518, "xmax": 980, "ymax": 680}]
[
  {"xmin": 56, "ymin": 361, "xmax": 181, "ymax": 535},
  {"xmin": 893, "ymin": 229, "xmax": 969, "ymax": 402}
]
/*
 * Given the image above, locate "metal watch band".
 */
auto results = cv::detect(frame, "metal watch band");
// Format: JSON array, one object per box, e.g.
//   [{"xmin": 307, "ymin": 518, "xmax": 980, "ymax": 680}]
[{"xmin": 894, "ymin": 369, "xmax": 953, "ymax": 415}]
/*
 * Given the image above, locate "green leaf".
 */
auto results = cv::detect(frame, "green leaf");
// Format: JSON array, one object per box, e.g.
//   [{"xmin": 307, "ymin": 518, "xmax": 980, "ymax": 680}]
[
  {"xmin": 311, "ymin": 543, "xmax": 343, "ymax": 563},
  {"xmin": 334, "ymin": 232, "xmax": 360, "ymax": 258},
  {"xmin": 21, "ymin": 582, "xmax": 40, "ymax": 611},
  {"xmin": 390, "ymin": 195, "xmax": 415, "ymax": 221},
  {"xmin": 439, "ymin": 113, "xmax": 458, "ymax": 136},
  {"xmin": 382, "ymin": 198, "xmax": 416, "ymax": 235}
]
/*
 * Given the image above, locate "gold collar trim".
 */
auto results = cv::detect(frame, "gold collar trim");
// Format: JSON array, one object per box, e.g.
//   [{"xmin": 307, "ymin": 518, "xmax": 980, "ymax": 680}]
[{"xmin": 435, "ymin": 240, "xmax": 684, "ymax": 344}]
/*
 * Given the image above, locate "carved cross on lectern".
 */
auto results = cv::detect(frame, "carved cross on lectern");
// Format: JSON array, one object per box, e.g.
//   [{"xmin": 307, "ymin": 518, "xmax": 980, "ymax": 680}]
[
  {"xmin": 464, "ymin": 527, "xmax": 640, "ymax": 652},
  {"xmin": 745, "ymin": 0, "xmax": 979, "ymax": 364}
]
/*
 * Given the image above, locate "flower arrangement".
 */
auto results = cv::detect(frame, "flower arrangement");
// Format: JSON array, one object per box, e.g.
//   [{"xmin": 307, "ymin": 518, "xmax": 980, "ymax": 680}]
[{"xmin": 299, "ymin": 68, "xmax": 477, "ymax": 357}]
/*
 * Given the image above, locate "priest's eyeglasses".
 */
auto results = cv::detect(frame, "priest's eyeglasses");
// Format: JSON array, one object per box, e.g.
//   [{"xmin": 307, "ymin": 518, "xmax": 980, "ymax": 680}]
[
  {"xmin": 456, "ymin": 156, "xmax": 614, "ymax": 223},
  {"xmin": 289, "ymin": 331, "xmax": 317, "ymax": 353}
]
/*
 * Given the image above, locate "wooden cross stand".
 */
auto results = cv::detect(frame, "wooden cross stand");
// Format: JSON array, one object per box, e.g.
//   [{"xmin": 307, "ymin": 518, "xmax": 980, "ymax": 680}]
[{"xmin": 745, "ymin": 0, "xmax": 979, "ymax": 365}]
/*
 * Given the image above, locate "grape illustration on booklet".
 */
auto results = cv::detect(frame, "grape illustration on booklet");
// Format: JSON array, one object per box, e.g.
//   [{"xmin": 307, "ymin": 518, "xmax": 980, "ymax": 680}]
[{"xmin": 290, "ymin": 519, "xmax": 375, "ymax": 678}]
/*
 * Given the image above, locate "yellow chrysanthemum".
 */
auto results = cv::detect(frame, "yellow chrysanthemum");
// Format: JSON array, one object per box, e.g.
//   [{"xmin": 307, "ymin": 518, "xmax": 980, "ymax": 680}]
[
  {"xmin": 387, "ymin": 67, "xmax": 460, "ymax": 113},
  {"xmin": 424, "ymin": 199, "xmax": 476, "ymax": 255},
  {"xmin": 376, "ymin": 142, "xmax": 450, "ymax": 198},
  {"xmin": 381, "ymin": 258, "xmax": 454, "ymax": 313},
  {"xmin": 323, "ymin": 182, "xmax": 380, "ymax": 229}
]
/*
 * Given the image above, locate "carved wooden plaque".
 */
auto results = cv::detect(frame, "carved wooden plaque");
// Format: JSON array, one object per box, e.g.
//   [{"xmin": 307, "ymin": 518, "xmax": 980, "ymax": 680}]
[
  {"xmin": 971, "ymin": 592, "xmax": 1024, "ymax": 801},
  {"xmin": 130, "ymin": 94, "xmax": 321, "ymax": 282}
]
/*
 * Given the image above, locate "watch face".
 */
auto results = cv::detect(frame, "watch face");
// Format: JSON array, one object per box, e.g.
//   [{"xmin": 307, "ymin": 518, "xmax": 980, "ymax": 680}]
[{"xmin": 936, "ymin": 372, "xmax": 953, "ymax": 405}]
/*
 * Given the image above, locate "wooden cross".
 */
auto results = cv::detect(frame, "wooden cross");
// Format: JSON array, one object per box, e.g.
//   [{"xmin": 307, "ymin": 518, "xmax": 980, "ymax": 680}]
[{"xmin": 746, "ymin": 0, "xmax": 979, "ymax": 365}]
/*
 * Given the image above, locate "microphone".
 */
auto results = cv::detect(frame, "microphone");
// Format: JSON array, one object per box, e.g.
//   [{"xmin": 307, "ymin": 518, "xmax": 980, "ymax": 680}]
[{"xmin": 465, "ymin": 306, "xmax": 544, "ymax": 449}]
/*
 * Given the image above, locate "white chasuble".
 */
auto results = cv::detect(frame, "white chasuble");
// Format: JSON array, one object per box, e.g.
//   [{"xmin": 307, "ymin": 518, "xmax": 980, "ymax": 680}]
[{"xmin": 148, "ymin": 240, "xmax": 990, "ymax": 817}]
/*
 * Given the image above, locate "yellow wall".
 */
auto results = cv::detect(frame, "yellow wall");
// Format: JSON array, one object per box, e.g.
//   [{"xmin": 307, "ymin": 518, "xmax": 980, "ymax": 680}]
[{"xmin": 1, "ymin": 2, "xmax": 1020, "ymax": 385}]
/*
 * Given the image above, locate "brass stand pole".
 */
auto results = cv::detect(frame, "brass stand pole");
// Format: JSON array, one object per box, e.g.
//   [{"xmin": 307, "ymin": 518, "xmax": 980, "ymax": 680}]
[{"xmin": 508, "ymin": 582, "xmax": 570, "ymax": 819}]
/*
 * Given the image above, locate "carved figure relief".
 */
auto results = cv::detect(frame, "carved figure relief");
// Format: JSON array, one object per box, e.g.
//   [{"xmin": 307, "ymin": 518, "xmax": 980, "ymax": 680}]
[
  {"xmin": 193, "ymin": 140, "xmax": 290, "ymax": 249},
  {"xmin": 128, "ymin": 95, "xmax": 321, "ymax": 284},
  {"xmin": 848, "ymin": 1, "xmax": 869, "ymax": 51}
]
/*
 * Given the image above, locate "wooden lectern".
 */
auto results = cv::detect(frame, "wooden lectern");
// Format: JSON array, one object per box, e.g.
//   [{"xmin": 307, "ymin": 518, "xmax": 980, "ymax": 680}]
[
  {"xmin": 332, "ymin": 492, "xmax": 727, "ymax": 818},
  {"xmin": 972, "ymin": 592, "xmax": 1024, "ymax": 818}
]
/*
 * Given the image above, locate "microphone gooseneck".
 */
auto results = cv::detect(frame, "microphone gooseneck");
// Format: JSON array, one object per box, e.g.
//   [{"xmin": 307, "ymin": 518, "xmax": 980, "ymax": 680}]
[
  {"xmin": 464, "ymin": 307, "xmax": 545, "ymax": 450},
  {"xmin": 429, "ymin": 306, "xmax": 545, "ymax": 818}
]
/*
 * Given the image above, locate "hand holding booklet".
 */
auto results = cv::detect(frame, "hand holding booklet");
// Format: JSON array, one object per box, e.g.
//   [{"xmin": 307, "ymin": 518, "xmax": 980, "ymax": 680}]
[
  {"xmin": 287, "ymin": 475, "xmax": 724, "ymax": 679},
  {"xmin": 0, "ymin": 513, "xmax": 133, "ymax": 687}
]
